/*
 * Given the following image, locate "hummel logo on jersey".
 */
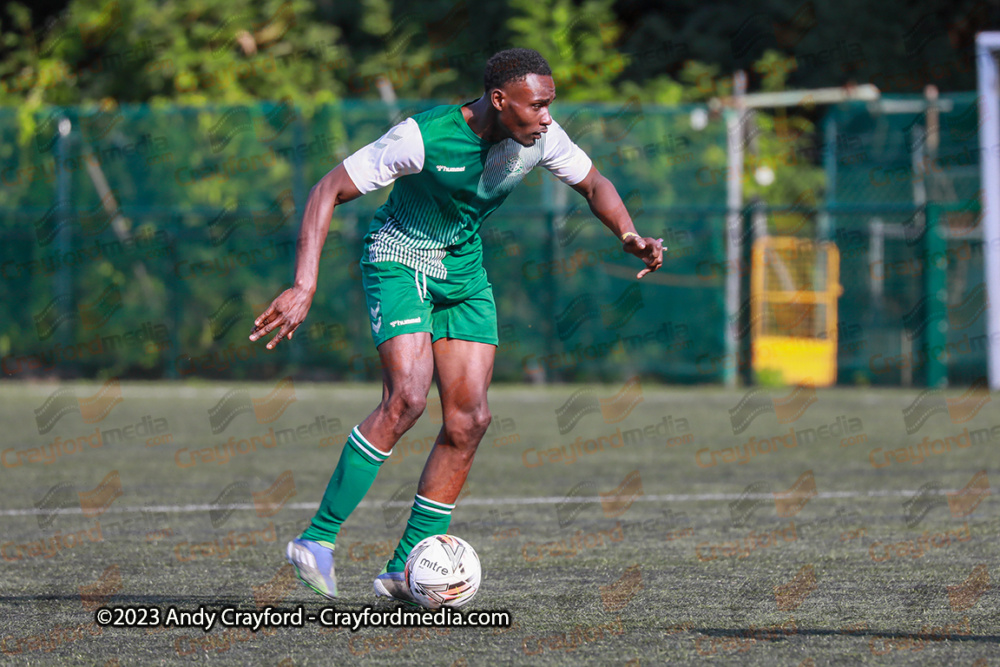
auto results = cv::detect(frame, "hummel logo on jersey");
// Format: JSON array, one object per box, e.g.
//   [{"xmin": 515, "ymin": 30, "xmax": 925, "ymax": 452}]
[
  {"xmin": 390, "ymin": 317, "xmax": 422, "ymax": 327},
  {"xmin": 436, "ymin": 166, "xmax": 466, "ymax": 172}
]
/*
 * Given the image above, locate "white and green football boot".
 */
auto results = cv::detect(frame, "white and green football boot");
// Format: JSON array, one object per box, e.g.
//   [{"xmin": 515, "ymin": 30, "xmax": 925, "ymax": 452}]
[
  {"xmin": 373, "ymin": 563, "xmax": 419, "ymax": 606},
  {"xmin": 286, "ymin": 538, "xmax": 338, "ymax": 599}
]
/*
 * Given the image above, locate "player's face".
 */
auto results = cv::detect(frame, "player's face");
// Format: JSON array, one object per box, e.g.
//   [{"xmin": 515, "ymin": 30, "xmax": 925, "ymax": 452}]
[{"xmin": 496, "ymin": 74, "xmax": 555, "ymax": 147}]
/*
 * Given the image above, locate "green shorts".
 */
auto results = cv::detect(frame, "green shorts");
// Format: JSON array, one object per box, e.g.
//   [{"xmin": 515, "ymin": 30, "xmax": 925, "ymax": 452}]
[{"xmin": 360, "ymin": 259, "xmax": 498, "ymax": 348}]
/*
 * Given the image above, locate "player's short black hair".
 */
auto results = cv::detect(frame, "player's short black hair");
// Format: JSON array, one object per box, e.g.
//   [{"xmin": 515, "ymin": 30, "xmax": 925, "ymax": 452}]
[{"xmin": 483, "ymin": 48, "xmax": 552, "ymax": 92}]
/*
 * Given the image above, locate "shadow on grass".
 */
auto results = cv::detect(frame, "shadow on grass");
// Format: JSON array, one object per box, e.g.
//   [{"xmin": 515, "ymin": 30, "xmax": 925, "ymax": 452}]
[
  {"xmin": 687, "ymin": 626, "xmax": 1000, "ymax": 643},
  {"xmin": 0, "ymin": 594, "xmax": 427, "ymax": 611}
]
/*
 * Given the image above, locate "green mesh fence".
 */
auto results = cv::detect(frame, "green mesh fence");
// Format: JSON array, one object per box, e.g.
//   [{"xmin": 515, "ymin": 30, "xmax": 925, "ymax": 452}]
[
  {"xmin": 0, "ymin": 101, "xmax": 728, "ymax": 383},
  {"xmin": 0, "ymin": 96, "xmax": 987, "ymax": 385},
  {"xmin": 823, "ymin": 93, "xmax": 986, "ymax": 386}
]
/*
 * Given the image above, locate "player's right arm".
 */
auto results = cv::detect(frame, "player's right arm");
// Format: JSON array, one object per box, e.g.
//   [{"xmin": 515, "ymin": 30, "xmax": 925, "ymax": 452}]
[
  {"xmin": 249, "ymin": 164, "xmax": 363, "ymax": 349},
  {"xmin": 250, "ymin": 118, "xmax": 425, "ymax": 349}
]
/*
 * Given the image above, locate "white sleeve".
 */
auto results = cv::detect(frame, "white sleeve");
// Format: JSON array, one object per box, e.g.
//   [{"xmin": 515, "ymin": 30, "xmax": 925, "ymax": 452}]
[
  {"xmin": 342, "ymin": 118, "xmax": 425, "ymax": 194},
  {"xmin": 539, "ymin": 119, "xmax": 593, "ymax": 186}
]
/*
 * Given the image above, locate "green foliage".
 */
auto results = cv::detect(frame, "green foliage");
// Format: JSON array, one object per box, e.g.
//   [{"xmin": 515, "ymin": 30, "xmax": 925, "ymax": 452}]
[
  {"xmin": 678, "ymin": 61, "xmax": 733, "ymax": 102},
  {"xmin": 507, "ymin": 0, "xmax": 625, "ymax": 102},
  {"xmin": 0, "ymin": 0, "xmax": 345, "ymax": 113},
  {"xmin": 613, "ymin": 0, "xmax": 991, "ymax": 93},
  {"xmin": 743, "ymin": 109, "xmax": 825, "ymax": 212},
  {"xmin": 349, "ymin": 0, "xmax": 460, "ymax": 100}
]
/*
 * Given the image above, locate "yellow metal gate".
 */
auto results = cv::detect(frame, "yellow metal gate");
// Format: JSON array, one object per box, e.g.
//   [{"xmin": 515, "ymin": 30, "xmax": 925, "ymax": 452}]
[{"xmin": 751, "ymin": 237, "xmax": 842, "ymax": 386}]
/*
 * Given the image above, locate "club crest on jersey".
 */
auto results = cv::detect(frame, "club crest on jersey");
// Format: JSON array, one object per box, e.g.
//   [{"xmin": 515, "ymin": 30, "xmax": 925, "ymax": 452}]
[
  {"xmin": 504, "ymin": 156, "xmax": 525, "ymax": 175},
  {"xmin": 478, "ymin": 142, "xmax": 541, "ymax": 199}
]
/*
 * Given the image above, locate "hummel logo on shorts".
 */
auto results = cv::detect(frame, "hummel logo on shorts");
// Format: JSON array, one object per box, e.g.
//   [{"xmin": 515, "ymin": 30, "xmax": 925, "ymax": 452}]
[
  {"xmin": 390, "ymin": 317, "xmax": 422, "ymax": 327},
  {"xmin": 436, "ymin": 165, "xmax": 465, "ymax": 172}
]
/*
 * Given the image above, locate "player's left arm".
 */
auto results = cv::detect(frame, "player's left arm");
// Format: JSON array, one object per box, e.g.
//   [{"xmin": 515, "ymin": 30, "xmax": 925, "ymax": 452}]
[
  {"xmin": 540, "ymin": 120, "xmax": 664, "ymax": 279},
  {"xmin": 569, "ymin": 165, "xmax": 664, "ymax": 279}
]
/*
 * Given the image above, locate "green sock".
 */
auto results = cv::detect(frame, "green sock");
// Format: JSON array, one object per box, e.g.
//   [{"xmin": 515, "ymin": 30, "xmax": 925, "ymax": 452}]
[
  {"xmin": 300, "ymin": 427, "xmax": 390, "ymax": 544},
  {"xmin": 386, "ymin": 494, "xmax": 455, "ymax": 572}
]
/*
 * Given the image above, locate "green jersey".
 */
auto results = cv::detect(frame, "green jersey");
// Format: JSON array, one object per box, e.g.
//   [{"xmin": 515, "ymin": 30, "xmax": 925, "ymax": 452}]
[{"xmin": 343, "ymin": 101, "xmax": 592, "ymax": 280}]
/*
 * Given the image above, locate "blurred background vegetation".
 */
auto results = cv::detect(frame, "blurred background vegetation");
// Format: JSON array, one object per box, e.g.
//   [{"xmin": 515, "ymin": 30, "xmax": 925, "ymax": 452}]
[{"xmin": 3, "ymin": 0, "xmax": 991, "ymax": 106}]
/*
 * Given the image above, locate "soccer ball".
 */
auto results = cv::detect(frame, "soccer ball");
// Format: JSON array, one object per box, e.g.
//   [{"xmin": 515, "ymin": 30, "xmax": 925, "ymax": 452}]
[{"xmin": 404, "ymin": 534, "xmax": 481, "ymax": 609}]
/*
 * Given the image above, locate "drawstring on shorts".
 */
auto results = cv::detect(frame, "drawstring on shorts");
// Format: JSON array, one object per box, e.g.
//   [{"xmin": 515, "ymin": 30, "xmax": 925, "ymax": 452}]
[{"xmin": 414, "ymin": 268, "xmax": 428, "ymax": 302}]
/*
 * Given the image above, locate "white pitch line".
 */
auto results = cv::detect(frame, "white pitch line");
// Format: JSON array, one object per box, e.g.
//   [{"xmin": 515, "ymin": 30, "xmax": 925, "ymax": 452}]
[{"xmin": 0, "ymin": 489, "xmax": 962, "ymax": 517}]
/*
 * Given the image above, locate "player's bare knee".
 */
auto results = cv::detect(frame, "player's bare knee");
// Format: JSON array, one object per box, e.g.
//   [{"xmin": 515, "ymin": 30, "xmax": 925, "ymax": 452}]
[
  {"xmin": 385, "ymin": 388, "xmax": 427, "ymax": 430},
  {"xmin": 446, "ymin": 404, "xmax": 491, "ymax": 446},
  {"xmin": 471, "ymin": 404, "xmax": 492, "ymax": 435}
]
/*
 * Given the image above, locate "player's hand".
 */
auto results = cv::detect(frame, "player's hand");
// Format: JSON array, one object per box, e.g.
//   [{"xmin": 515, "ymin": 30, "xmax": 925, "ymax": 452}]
[
  {"xmin": 249, "ymin": 285, "xmax": 315, "ymax": 350},
  {"xmin": 622, "ymin": 235, "xmax": 666, "ymax": 279}
]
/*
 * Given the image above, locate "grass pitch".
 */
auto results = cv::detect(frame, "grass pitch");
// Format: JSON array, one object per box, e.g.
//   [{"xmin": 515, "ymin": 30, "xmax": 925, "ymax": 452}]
[{"xmin": 0, "ymin": 380, "xmax": 997, "ymax": 665}]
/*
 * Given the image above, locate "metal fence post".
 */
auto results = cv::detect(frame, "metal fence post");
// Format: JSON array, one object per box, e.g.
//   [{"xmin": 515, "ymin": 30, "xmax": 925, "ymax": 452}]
[
  {"xmin": 54, "ymin": 114, "xmax": 75, "ymax": 367},
  {"xmin": 724, "ymin": 71, "xmax": 747, "ymax": 388},
  {"xmin": 924, "ymin": 203, "xmax": 947, "ymax": 387}
]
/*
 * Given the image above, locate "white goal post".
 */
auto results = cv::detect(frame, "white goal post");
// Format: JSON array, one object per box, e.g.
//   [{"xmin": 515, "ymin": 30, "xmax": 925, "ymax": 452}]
[{"xmin": 976, "ymin": 32, "xmax": 1000, "ymax": 391}]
